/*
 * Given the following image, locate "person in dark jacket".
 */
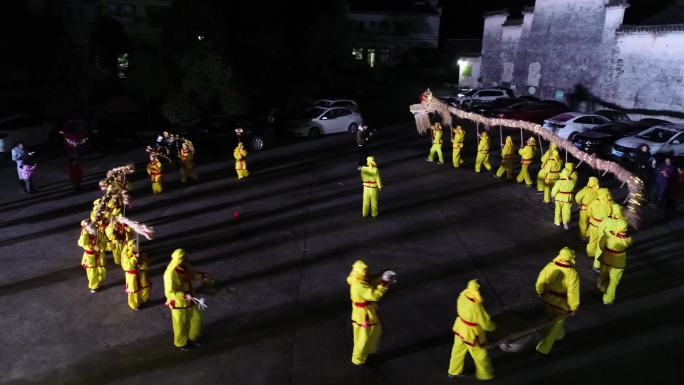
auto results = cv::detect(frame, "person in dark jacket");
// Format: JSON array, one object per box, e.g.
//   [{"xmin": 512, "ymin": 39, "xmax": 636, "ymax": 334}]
[
  {"xmin": 633, "ymin": 144, "xmax": 654, "ymax": 191},
  {"xmin": 356, "ymin": 124, "xmax": 370, "ymax": 169},
  {"xmin": 664, "ymin": 165, "xmax": 684, "ymax": 219},
  {"xmin": 650, "ymin": 157, "xmax": 675, "ymax": 207}
]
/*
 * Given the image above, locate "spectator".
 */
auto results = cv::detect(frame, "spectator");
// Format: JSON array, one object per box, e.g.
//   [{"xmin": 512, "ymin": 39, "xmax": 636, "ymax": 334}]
[
  {"xmin": 11, "ymin": 142, "xmax": 34, "ymax": 193},
  {"xmin": 69, "ymin": 157, "xmax": 83, "ymax": 192},
  {"xmin": 20, "ymin": 157, "xmax": 38, "ymax": 193},
  {"xmin": 650, "ymin": 157, "xmax": 675, "ymax": 207},
  {"xmin": 633, "ymin": 144, "xmax": 654, "ymax": 191},
  {"xmin": 664, "ymin": 165, "xmax": 684, "ymax": 220}
]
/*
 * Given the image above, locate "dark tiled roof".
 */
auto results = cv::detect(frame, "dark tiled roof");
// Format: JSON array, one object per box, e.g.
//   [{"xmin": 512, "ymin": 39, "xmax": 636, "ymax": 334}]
[
  {"xmin": 348, "ymin": 0, "xmax": 440, "ymax": 15},
  {"xmin": 618, "ymin": 23, "xmax": 684, "ymax": 33},
  {"xmin": 483, "ymin": 9, "xmax": 509, "ymax": 17},
  {"xmin": 632, "ymin": 0, "xmax": 684, "ymax": 25},
  {"xmin": 502, "ymin": 18, "xmax": 523, "ymax": 26},
  {"xmin": 606, "ymin": 0, "xmax": 629, "ymax": 7},
  {"xmin": 522, "ymin": 6, "xmax": 535, "ymax": 14}
]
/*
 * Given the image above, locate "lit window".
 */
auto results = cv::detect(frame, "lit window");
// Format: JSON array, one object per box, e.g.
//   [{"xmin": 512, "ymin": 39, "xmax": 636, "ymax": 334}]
[
  {"xmin": 367, "ymin": 48, "xmax": 375, "ymax": 68},
  {"xmin": 352, "ymin": 48, "xmax": 363, "ymax": 60}
]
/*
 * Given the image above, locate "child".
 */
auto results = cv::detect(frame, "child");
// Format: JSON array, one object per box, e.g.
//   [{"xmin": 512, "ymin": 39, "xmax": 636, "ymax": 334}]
[
  {"xmin": 21, "ymin": 158, "xmax": 38, "ymax": 193},
  {"xmin": 69, "ymin": 157, "xmax": 83, "ymax": 192}
]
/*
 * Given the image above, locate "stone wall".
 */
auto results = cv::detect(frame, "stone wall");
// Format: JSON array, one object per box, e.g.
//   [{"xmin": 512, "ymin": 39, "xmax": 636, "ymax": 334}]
[{"xmin": 480, "ymin": 12, "xmax": 508, "ymax": 86}]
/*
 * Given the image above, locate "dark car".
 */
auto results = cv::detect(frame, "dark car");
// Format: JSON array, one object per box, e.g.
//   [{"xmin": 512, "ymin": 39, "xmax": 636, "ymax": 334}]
[
  {"xmin": 595, "ymin": 109, "xmax": 631, "ymax": 122},
  {"xmin": 174, "ymin": 114, "xmax": 274, "ymax": 152},
  {"xmin": 572, "ymin": 121, "xmax": 654, "ymax": 158},
  {"xmin": 488, "ymin": 102, "xmax": 569, "ymax": 124},
  {"xmin": 639, "ymin": 117, "xmax": 671, "ymax": 126},
  {"xmin": 471, "ymin": 97, "xmax": 521, "ymax": 115}
]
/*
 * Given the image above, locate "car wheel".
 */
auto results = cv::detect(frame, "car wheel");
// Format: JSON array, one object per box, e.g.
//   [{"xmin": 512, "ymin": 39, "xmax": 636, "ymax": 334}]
[
  {"xmin": 251, "ymin": 136, "xmax": 265, "ymax": 151},
  {"xmin": 308, "ymin": 128, "xmax": 320, "ymax": 139},
  {"xmin": 348, "ymin": 123, "xmax": 358, "ymax": 134},
  {"xmin": 568, "ymin": 132, "xmax": 578, "ymax": 141}
]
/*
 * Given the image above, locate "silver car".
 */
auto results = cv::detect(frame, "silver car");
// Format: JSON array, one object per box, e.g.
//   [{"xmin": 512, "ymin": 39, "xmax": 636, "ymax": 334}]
[{"xmin": 289, "ymin": 107, "xmax": 363, "ymax": 138}]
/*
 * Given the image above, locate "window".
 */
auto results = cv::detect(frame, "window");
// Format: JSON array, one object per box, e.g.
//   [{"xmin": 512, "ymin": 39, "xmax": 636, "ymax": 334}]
[
  {"xmin": 321, "ymin": 110, "xmax": 338, "ymax": 120},
  {"xmin": 477, "ymin": 91, "xmax": 502, "ymax": 97},
  {"xmin": 109, "ymin": 3, "xmax": 136, "ymax": 26},
  {"xmin": 331, "ymin": 101, "xmax": 353, "ymax": 108},
  {"xmin": 379, "ymin": 48, "xmax": 390, "ymax": 65},
  {"xmin": 574, "ymin": 116, "xmax": 594, "ymax": 124},
  {"xmin": 352, "ymin": 48, "xmax": 363, "ymax": 60},
  {"xmin": 593, "ymin": 116, "xmax": 610, "ymax": 124},
  {"xmin": 637, "ymin": 128, "xmax": 677, "ymax": 143},
  {"xmin": 337, "ymin": 109, "xmax": 352, "ymax": 117},
  {"xmin": 367, "ymin": 48, "xmax": 376, "ymax": 68}
]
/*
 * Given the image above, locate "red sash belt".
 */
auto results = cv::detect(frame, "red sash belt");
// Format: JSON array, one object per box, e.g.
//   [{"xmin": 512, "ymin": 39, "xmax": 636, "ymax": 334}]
[
  {"xmin": 453, "ymin": 331, "xmax": 477, "ymax": 346},
  {"xmin": 126, "ymin": 269, "xmax": 138, "ymax": 274},
  {"xmin": 556, "ymin": 191, "xmax": 572, "ymax": 195},
  {"xmin": 84, "ymin": 250, "xmax": 95, "ymax": 255},
  {"xmin": 522, "ymin": 159, "xmax": 532, "ymax": 165},
  {"xmin": 554, "ymin": 261, "xmax": 573, "ymax": 268},
  {"xmin": 604, "ymin": 247, "xmax": 624, "ymax": 254},
  {"xmin": 459, "ymin": 317, "xmax": 478, "ymax": 326},
  {"xmin": 547, "ymin": 289, "xmax": 567, "ymax": 298},
  {"xmin": 353, "ymin": 301, "xmax": 374, "ymax": 308}
]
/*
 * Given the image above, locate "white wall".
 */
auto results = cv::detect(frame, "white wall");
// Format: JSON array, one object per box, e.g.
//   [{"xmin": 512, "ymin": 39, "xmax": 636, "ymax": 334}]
[{"xmin": 459, "ymin": 57, "xmax": 481, "ymax": 88}]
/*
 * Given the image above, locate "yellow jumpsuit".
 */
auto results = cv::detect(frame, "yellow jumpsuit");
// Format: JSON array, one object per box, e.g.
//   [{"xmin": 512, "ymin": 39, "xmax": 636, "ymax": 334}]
[
  {"xmin": 448, "ymin": 280, "xmax": 496, "ymax": 380},
  {"xmin": 596, "ymin": 219, "xmax": 632, "ymax": 305},
  {"xmin": 427, "ymin": 123, "xmax": 444, "ymax": 163},
  {"xmin": 551, "ymin": 170, "xmax": 575, "ymax": 226},
  {"xmin": 146, "ymin": 159, "xmax": 163, "ymax": 194},
  {"xmin": 586, "ymin": 189, "xmax": 613, "ymax": 258},
  {"xmin": 593, "ymin": 203, "xmax": 625, "ymax": 270},
  {"xmin": 105, "ymin": 220, "xmax": 128, "ymax": 265},
  {"xmin": 451, "ymin": 128, "xmax": 465, "ymax": 168},
  {"xmin": 541, "ymin": 154, "xmax": 563, "ymax": 203},
  {"xmin": 347, "ymin": 260, "xmax": 389, "ymax": 365},
  {"xmin": 535, "ymin": 248, "xmax": 580, "ymax": 355},
  {"xmin": 360, "ymin": 157, "xmax": 383, "ymax": 218},
  {"xmin": 575, "ymin": 177, "xmax": 600, "ymax": 240},
  {"xmin": 537, "ymin": 144, "xmax": 559, "ymax": 192},
  {"xmin": 179, "ymin": 148, "xmax": 198, "ymax": 183},
  {"xmin": 475, "ymin": 132, "xmax": 492, "ymax": 173},
  {"xmin": 516, "ymin": 141, "xmax": 536, "ymax": 186},
  {"xmin": 564, "ymin": 163, "xmax": 578, "ymax": 184},
  {"xmin": 78, "ymin": 230, "xmax": 106, "ymax": 291},
  {"xmin": 164, "ymin": 251, "xmax": 204, "ymax": 348},
  {"xmin": 234, "ymin": 144, "xmax": 249, "ymax": 179},
  {"xmin": 495, "ymin": 136, "xmax": 516, "ymax": 179},
  {"xmin": 121, "ymin": 240, "xmax": 150, "ymax": 310}
]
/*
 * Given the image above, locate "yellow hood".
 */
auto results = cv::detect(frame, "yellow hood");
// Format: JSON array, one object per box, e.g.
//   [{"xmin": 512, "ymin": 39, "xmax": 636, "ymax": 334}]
[{"xmin": 553, "ymin": 247, "xmax": 576, "ymax": 265}]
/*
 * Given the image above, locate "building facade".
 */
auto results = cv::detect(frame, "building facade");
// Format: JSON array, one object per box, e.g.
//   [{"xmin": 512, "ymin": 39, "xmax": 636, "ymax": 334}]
[{"xmin": 473, "ymin": 0, "xmax": 684, "ymax": 120}]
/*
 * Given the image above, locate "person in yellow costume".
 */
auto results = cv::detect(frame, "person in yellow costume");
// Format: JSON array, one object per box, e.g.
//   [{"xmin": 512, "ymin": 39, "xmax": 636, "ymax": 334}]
[
  {"xmin": 564, "ymin": 162, "xmax": 578, "ymax": 184},
  {"xmin": 426, "ymin": 122, "xmax": 444, "ymax": 164},
  {"xmin": 596, "ymin": 215, "xmax": 632, "ymax": 305},
  {"xmin": 447, "ymin": 279, "xmax": 496, "ymax": 380},
  {"xmin": 575, "ymin": 177, "xmax": 600, "ymax": 240},
  {"xmin": 121, "ymin": 240, "xmax": 151, "ymax": 310},
  {"xmin": 541, "ymin": 151, "xmax": 563, "ymax": 203},
  {"xmin": 105, "ymin": 217, "xmax": 130, "ymax": 265},
  {"xmin": 346, "ymin": 260, "xmax": 395, "ymax": 365},
  {"xmin": 593, "ymin": 203, "xmax": 625, "ymax": 271},
  {"xmin": 164, "ymin": 249, "xmax": 209, "ymax": 350},
  {"xmin": 586, "ymin": 188, "xmax": 614, "ymax": 258},
  {"xmin": 78, "ymin": 219, "xmax": 106, "ymax": 293},
  {"xmin": 146, "ymin": 154, "xmax": 163, "ymax": 194},
  {"xmin": 537, "ymin": 143, "xmax": 559, "ymax": 192},
  {"xmin": 535, "ymin": 247, "xmax": 580, "ymax": 356},
  {"xmin": 495, "ymin": 136, "xmax": 516, "ymax": 179},
  {"xmin": 451, "ymin": 126, "xmax": 465, "ymax": 168},
  {"xmin": 360, "ymin": 156, "xmax": 383, "ymax": 218},
  {"xmin": 516, "ymin": 137, "xmax": 536, "ymax": 186},
  {"xmin": 475, "ymin": 131, "xmax": 492, "ymax": 173},
  {"xmin": 234, "ymin": 142, "xmax": 249, "ymax": 179},
  {"xmin": 178, "ymin": 142, "xmax": 198, "ymax": 183},
  {"xmin": 551, "ymin": 169, "xmax": 576, "ymax": 230}
]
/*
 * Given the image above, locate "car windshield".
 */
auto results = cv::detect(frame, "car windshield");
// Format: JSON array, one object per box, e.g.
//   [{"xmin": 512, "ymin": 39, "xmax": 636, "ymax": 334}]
[
  {"xmin": 464, "ymin": 89, "xmax": 477, "ymax": 97},
  {"xmin": 304, "ymin": 108, "xmax": 324, "ymax": 119},
  {"xmin": 550, "ymin": 113, "xmax": 575, "ymax": 122},
  {"xmin": 637, "ymin": 128, "xmax": 679, "ymax": 143}
]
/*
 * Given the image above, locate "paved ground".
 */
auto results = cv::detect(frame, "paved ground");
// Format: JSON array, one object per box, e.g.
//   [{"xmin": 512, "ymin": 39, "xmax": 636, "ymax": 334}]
[{"xmin": 0, "ymin": 120, "xmax": 682, "ymax": 385}]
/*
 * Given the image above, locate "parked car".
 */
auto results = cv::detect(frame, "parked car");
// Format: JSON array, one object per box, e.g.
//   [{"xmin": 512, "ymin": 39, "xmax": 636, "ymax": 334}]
[
  {"xmin": 0, "ymin": 114, "xmax": 52, "ymax": 155},
  {"xmin": 471, "ymin": 97, "xmax": 521, "ymax": 115},
  {"xmin": 174, "ymin": 114, "xmax": 275, "ymax": 152},
  {"xmin": 313, "ymin": 99, "xmax": 359, "ymax": 111},
  {"xmin": 611, "ymin": 123, "xmax": 684, "ymax": 163},
  {"xmin": 488, "ymin": 101, "xmax": 570, "ymax": 124},
  {"xmin": 438, "ymin": 96, "xmax": 461, "ymax": 108},
  {"xmin": 639, "ymin": 117, "xmax": 671, "ymax": 126},
  {"xmin": 459, "ymin": 88, "xmax": 515, "ymax": 110},
  {"xmin": 288, "ymin": 107, "xmax": 363, "ymax": 138},
  {"xmin": 572, "ymin": 121, "xmax": 655, "ymax": 158},
  {"xmin": 595, "ymin": 109, "xmax": 631, "ymax": 122},
  {"xmin": 542, "ymin": 112, "xmax": 610, "ymax": 139}
]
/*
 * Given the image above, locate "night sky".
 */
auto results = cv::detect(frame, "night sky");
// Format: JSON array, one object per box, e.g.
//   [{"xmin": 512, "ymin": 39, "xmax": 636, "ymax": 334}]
[{"xmin": 441, "ymin": 0, "xmax": 677, "ymax": 39}]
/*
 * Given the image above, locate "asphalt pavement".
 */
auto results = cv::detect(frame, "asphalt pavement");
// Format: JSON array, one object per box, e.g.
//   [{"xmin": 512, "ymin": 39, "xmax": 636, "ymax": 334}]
[{"xmin": 0, "ymin": 120, "xmax": 682, "ymax": 385}]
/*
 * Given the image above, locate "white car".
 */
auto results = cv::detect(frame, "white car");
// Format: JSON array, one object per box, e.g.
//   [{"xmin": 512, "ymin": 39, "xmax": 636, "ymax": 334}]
[
  {"xmin": 313, "ymin": 99, "xmax": 359, "ymax": 110},
  {"xmin": 288, "ymin": 107, "xmax": 364, "ymax": 138},
  {"xmin": 542, "ymin": 112, "xmax": 610, "ymax": 139},
  {"xmin": 0, "ymin": 114, "xmax": 52, "ymax": 154},
  {"xmin": 611, "ymin": 123, "xmax": 684, "ymax": 161},
  {"xmin": 459, "ymin": 88, "xmax": 515, "ymax": 110}
]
